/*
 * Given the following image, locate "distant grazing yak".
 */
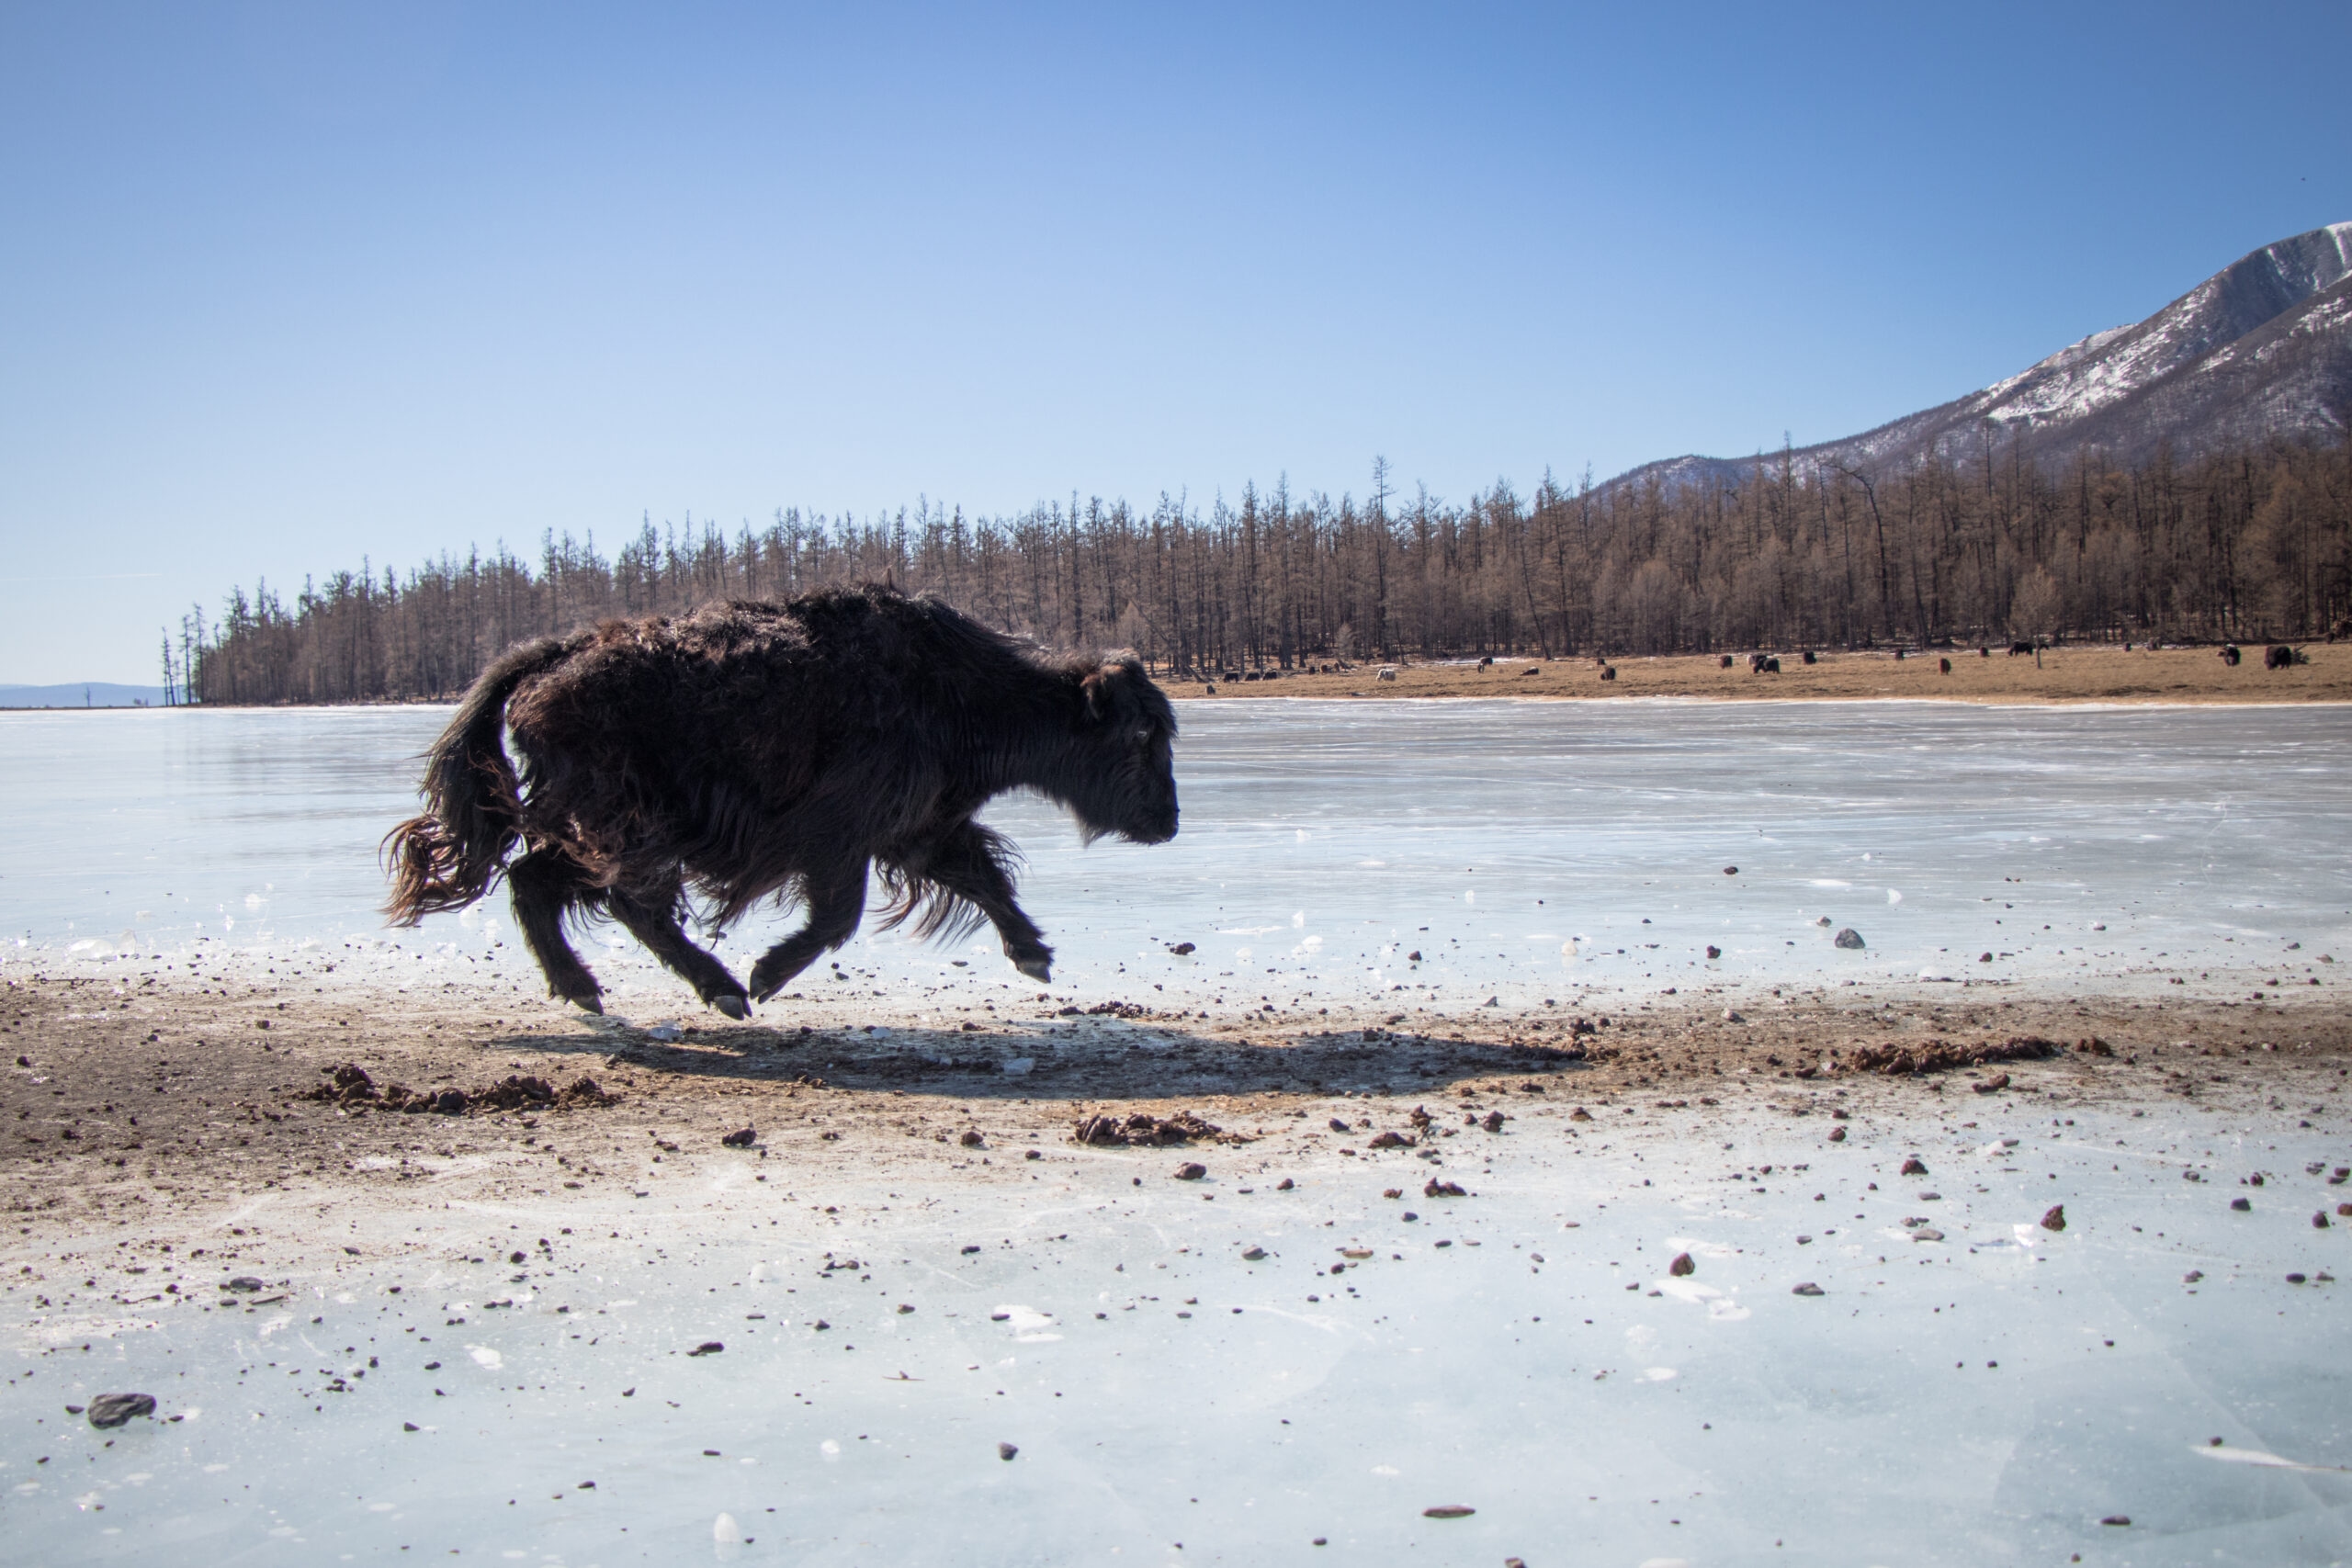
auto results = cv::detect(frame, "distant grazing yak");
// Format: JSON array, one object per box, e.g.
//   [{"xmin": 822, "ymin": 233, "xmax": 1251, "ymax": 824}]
[{"xmin": 385, "ymin": 587, "xmax": 1179, "ymax": 1017}]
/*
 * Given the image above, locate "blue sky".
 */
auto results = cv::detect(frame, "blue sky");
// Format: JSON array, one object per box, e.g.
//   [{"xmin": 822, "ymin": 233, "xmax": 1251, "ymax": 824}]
[{"xmin": 4, "ymin": 2, "xmax": 2347, "ymax": 682}]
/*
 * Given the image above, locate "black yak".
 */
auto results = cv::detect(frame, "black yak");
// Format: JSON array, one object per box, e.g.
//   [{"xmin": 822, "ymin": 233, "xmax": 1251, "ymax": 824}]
[
  {"xmin": 2265, "ymin": 644, "xmax": 2299, "ymax": 670},
  {"xmin": 384, "ymin": 587, "xmax": 1179, "ymax": 1017}
]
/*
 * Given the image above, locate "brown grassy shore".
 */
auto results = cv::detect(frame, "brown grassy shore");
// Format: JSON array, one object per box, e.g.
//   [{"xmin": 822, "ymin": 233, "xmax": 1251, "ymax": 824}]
[
  {"xmin": 6, "ymin": 971, "xmax": 2345, "ymax": 1255},
  {"xmin": 1177, "ymin": 642, "xmax": 2352, "ymax": 705}
]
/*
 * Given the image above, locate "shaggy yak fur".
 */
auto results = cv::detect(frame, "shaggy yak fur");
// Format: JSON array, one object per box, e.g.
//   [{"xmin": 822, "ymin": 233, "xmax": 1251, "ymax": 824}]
[{"xmin": 384, "ymin": 587, "xmax": 1179, "ymax": 1017}]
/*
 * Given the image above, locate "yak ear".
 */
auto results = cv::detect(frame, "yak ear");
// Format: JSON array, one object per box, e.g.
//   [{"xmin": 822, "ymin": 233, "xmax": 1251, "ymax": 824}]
[{"xmin": 1080, "ymin": 660, "xmax": 1125, "ymax": 723}]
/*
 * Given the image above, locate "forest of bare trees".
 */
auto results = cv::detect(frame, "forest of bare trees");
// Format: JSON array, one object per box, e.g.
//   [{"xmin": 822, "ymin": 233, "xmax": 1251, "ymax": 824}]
[{"xmin": 172, "ymin": 435, "xmax": 2351, "ymax": 705}]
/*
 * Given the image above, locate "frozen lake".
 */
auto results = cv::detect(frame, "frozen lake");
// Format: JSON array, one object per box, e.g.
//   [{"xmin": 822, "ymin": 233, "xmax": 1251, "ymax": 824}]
[
  {"xmin": 8, "ymin": 1094, "xmax": 2349, "ymax": 1565},
  {"xmin": 4, "ymin": 698, "xmax": 2349, "ymax": 1564},
  {"xmin": 2, "ymin": 699, "xmax": 2346, "ymax": 1012}
]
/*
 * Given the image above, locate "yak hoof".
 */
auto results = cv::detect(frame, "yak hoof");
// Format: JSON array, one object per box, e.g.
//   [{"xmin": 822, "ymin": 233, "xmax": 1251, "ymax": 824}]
[
  {"xmin": 572, "ymin": 994, "xmax": 605, "ymax": 1015},
  {"xmin": 1012, "ymin": 954, "xmax": 1053, "ymax": 982},
  {"xmin": 711, "ymin": 994, "xmax": 750, "ymax": 1021}
]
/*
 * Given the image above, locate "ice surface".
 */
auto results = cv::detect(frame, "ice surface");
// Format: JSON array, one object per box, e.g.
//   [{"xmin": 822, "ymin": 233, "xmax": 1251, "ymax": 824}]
[
  {"xmin": 6, "ymin": 1098, "xmax": 2349, "ymax": 1563},
  {"xmin": 5, "ymin": 702, "xmax": 2348, "ymax": 1562},
  {"xmin": 2, "ymin": 700, "xmax": 2345, "ymax": 1015}
]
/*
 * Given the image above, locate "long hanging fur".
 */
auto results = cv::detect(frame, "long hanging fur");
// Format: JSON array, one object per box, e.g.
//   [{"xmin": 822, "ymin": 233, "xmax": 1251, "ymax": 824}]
[{"xmin": 381, "ymin": 636, "xmax": 574, "ymax": 923}]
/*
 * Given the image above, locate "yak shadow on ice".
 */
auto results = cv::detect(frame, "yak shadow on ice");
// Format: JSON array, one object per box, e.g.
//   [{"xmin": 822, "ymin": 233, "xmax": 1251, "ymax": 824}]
[{"xmin": 481, "ymin": 1018, "xmax": 1589, "ymax": 1104}]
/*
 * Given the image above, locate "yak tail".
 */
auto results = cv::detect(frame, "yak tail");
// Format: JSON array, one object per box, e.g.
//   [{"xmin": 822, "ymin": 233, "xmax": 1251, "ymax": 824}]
[{"xmin": 382, "ymin": 637, "xmax": 571, "ymax": 925}]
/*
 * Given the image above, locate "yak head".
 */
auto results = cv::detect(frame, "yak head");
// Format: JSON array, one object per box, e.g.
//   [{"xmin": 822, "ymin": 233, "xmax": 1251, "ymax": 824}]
[{"xmin": 1063, "ymin": 655, "xmax": 1179, "ymax": 845}]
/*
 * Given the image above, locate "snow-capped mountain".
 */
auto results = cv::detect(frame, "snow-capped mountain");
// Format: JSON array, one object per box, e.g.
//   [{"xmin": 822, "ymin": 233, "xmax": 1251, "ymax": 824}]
[{"xmin": 1614, "ymin": 221, "xmax": 2352, "ymax": 491}]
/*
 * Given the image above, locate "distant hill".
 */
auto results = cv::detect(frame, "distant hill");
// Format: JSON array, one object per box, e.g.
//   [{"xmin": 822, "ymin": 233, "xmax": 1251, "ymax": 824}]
[
  {"xmin": 1613, "ymin": 221, "xmax": 2352, "ymax": 492},
  {"xmin": 0, "ymin": 682, "xmax": 169, "ymax": 709}
]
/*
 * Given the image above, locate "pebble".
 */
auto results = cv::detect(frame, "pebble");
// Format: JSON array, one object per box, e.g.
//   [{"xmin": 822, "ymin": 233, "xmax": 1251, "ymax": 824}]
[
  {"xmin": 1421, "ymin": 1505, "xmax": 1476, "ymax": 1518},
  {"xmin": 1175, "ymin": 1162, "xmax": 1208, "ymax": 1180},
  {"xmin": 1242, "ymin": 1247, "xmax": 1267, "ymax": 1261},
  {"xmin": 686, "ymin": 1341, "xmax": 724, "ymax": 1357},
  {"xmin": 1833, "ymin": 927, "xmax": 1866, "ymax": 949},
  {"xmin": 2231, "ymin": 1198, "xmax": 2252, "ymax": 1212},
  {"xmin": 1275, "ymin": 1178, "xmax": 1295, "ymax": 1191},
  {"xmin": 1901, "ymin": 1157, "xmax": 1928, "ymax": 1176},
  {"xmin": 85, "ymin": 1393, "xmax": 154, "ymax": 1429},
  {"xmin": 1792, "ymin": 1282, "xmax": 1825, "ymax": 1296},
  {"xmin": 1668, "ymin": 1252, "xmax": 1695, "ymax": 1277},
  {"xmin": 1828, "ymin": 1126, "xmax": 1848, "ymax": 1142},
  {"xmin": 2041, "ymin": 1205, "xmax": 2066, "ymax": 1232},
  {"xmin": 999, "ymin": 1442, "xmax": 1019, "ymax": 1461}
]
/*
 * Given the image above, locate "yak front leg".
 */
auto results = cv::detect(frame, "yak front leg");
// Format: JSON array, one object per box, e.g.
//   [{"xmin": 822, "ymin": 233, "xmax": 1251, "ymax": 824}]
[
  {"xmin": 508, "ymin": 850, "xmax": 605, "ymax": 1012},
  {"xmin": 749, "ymin": 858, "xmax": 869, "ymax": 1002},
  {"xmin": 608, "ymin": 881, "xmax": 752, "ymax": 1019},
  {"xmin": 922, "ymin": 821, "xmax": 1055, "ymax": 982}
]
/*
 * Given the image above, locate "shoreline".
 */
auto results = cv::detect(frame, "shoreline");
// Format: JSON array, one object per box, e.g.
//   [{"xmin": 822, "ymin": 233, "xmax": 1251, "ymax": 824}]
[
  {"xmin": 13, "ymin": 642, "xmax": 2347, "ymax": 712},
  {"xmin": 1177, "ymin": 642, "xmax": 2352, "ymax": 705}
]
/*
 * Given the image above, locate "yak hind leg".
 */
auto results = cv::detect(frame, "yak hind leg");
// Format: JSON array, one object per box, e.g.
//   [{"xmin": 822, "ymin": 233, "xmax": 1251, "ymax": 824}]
[
  {"xmin": 508, "ymin": 850, "xmax": 605, "ymax": 1012},
  {"xmin": 748, "ymin": 859, "xmax": 869, "ymax": 1002},
  {"xmin": 919, "ymin": 821, "xmax": 1054, "ymax": 982},
  {"xmin": 608, "ymin": 882, "xmax": 751, "ymax": 1019}
]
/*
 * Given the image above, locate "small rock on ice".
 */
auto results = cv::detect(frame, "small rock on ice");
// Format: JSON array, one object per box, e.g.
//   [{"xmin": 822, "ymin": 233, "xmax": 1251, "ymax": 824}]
[
  {"xmin": 1833, "ymin": 928, "xmax": 1867, "ymax": 950},
  {"xmin": 85, "ymin": 1393, "xmax": 154, "ymax": 1429}
]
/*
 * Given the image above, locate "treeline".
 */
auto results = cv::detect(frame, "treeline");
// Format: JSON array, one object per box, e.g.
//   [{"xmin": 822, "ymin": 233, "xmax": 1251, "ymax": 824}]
[{"xmin": 177, "ymin": 436, "xmax": 2351, "ymax": 705}]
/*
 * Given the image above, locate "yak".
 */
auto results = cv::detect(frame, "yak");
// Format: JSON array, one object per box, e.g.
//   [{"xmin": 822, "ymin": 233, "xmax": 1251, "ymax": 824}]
[{"xmin": 384, "ymin": 587, "xmax": 1179, "ymax": 1018}]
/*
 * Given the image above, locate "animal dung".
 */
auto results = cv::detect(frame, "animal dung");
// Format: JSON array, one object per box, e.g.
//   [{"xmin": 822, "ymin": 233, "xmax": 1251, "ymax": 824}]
[
  {"xmin": 1901, "ymin": 1157, "xmax": 1929, "ymax": 1176},
  {"xmin": 685, "ymin": 1341, "xmax": 724, "ymax": 1357},
  {"xmin": 2041, "ymin": 1204, "xmax": 2066, "ymax": 1232},
  {"xmin": 1421, "ymin": 1505, "xmax": 1476, "ymax": 1519},
  {"xmin": 1174, "ymin": 1162, "xmax": 1208, "ymax": 1180},
  {"xmin": 719, "ymin": 1126, "xmax": 756, "ymax": 1147}
]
